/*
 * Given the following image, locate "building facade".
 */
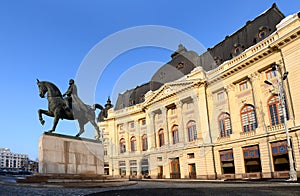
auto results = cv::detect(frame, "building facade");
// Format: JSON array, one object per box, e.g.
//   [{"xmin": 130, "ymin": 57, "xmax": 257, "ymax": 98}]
[
  {"xmin": 99, "ymin": 5, "xmax": 300, "ymax": 179},
  {"xmin": 0, "ymin": 148, "xmax": 29, "ymax": 170}
]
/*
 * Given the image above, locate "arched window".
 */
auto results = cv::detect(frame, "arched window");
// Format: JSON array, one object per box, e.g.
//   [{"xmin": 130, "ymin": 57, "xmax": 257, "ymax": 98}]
[
  {"xmin": 187, "ymin": 121, "xmax": 197, "ymax": 142},
  {"xmin": 218, "ymin": 113, "xmax": 232, "ymax": 137},
  {"xmin": 268, "ymin": 95, "xmax": 289, "ymax": 126},
  {"xmin": 120, "ymin": 138, "xmax": 126, "ymax": 153},
  {"xmin": 130, "ymin": 136, "xmax": 137, "ymax": 152},
  {"xmin": 158, "ymin": 129, "xmax": 164, "ymax": 147},
  {"xmin": 172, "ymin": 125, "xmax": 179, "ymax": 144},
  {"xmin": 142, "ymin": 134, "xmax": 148, "ymax": 151},
  {"xmin": 241, "ymin": 105, "xmax": 257, "ymax": 132}
]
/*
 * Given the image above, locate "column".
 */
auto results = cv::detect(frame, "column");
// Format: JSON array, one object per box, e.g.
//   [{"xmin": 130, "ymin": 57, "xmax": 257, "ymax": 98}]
[
  {"xmin": 248, "ymin": 72, "xmax": 266, "ymax": 131},
  {"xmin": 175, "ymin": 101, "xmax": 185, "ymax": 143},
  {"xmin": 191, "ymin": 95, "xmax": 202, "ymax": 141},
  {"xmin": 147, "ymin": 111, "xmax": 156, "ymax": 149},
  {"xmin": 135, "ymin": 119, "xmax": 141, "ymax": 152},
  {"xmin": 225, "ymin": 84, "xmax": 240, "ymax": 138},
  {"xmin": 161, "ymin": 107, "xmax": 169, "ymax": 145},
  {"xmin": 197, "ymin": 83, "xmax": 210, "ymax": 143}
]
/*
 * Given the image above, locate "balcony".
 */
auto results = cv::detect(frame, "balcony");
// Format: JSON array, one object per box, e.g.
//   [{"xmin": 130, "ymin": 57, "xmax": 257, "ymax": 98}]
[
  {"xmin": 267, "ymin": 123, "xmax": 285, "ymax": 132},
  {"xmin": 240, "ymin": 130, "xmax": 256, "ymax": 137},
  {"xmin": 217, "ymin": 135, "xmax": 231, "ymax": 143}
]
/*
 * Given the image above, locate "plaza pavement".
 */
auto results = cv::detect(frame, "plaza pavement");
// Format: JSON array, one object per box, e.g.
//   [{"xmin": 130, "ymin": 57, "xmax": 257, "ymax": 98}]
[{"xmin": 1, "ymin": 175, "xmax": 300, "ymax": 196}]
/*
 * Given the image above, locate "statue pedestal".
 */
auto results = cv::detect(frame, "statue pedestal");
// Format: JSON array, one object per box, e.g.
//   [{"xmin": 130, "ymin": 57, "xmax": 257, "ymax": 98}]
[{"xmin": 38, "ymin": 132, "xmax": 104, "ymax": 175}]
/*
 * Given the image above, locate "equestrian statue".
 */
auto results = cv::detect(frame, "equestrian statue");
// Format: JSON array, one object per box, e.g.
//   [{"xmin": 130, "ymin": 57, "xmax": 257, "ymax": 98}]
[{"xmin": 36, "ymin": 79, "xmax": 112, "ymax": 140}]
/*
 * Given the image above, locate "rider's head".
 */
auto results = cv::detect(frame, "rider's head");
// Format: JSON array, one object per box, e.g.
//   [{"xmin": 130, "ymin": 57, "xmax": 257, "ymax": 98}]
[{"xmin": 69, "ymin": 79, "xmax": 74, "ymax": 85}]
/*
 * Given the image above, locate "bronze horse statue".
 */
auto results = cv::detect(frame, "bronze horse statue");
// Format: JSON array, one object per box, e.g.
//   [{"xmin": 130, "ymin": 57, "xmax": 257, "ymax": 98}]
[{"xmin": 37, "ymin": 79, "xmax": 105, "ymax": 140}]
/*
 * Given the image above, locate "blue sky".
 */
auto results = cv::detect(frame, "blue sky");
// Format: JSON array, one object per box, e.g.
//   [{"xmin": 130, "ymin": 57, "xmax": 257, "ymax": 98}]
[{"xmin": 0, "ymin": 1, "xmax": 299, "ymax": 160}]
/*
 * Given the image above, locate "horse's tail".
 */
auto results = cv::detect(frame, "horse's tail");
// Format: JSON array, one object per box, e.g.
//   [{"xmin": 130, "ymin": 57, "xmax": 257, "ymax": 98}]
[{"xmin": 93, "ymin": 103, "xmax": 103, "ymax": 111}]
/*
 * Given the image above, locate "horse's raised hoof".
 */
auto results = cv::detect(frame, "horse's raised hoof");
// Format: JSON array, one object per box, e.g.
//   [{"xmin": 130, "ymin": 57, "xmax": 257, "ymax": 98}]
[{"xmin": 40, "ymin": 119, "xmax": 45, "ymax": 125}]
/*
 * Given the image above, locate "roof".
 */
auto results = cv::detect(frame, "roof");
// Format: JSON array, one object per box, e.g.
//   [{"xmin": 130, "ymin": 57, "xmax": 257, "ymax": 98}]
[{"xmin": 114, "ymin": 3, "xmax": 285, "ymax": 110}]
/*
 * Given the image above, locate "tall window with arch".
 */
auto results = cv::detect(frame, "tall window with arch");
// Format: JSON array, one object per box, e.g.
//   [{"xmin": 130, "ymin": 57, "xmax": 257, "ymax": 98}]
[
  {"xmin": 241, "ymin": 104, "xmax": 257, "ymax": 132},
  {"xmin": 218, "ymin": 112, "xmax": 232, "ymax": 137},
  {"xmin": 172, "ymin": 125, "xmax": 179, "ymax": 144},
  {"xmin": 187, "ymin": 120, "xmax": 197, "ymax": 142},
  {"xmin": 120, "ymin": 138, "xmax": 126, "ymax": 153},
  {"xmin": 268, "ymin": 95, "xmax": 289, "ymax": 126},
  {"xmin": 142, "ymin": 134, "xmax": 148, "ymax": 151},
  {"xmin": 158, "ymin": 129, "xmax": 165, "ymax": 147},
  {"xmin": 130, "ymin": 136, "xmax": 137, "ymax": 152}
]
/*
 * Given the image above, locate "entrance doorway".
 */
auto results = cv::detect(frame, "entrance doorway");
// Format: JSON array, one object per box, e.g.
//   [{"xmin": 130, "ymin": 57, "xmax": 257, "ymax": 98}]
[
  {"xmin": 189, "ymin": 163, "xmax": 196, "ymax": 179},
  {"xmin": 157, "ymin": 166, "xmax": 163, "ymax": 179},
  {"xmin": 170, "ymin": 157, "xmax": 181, "ymax": 179}
]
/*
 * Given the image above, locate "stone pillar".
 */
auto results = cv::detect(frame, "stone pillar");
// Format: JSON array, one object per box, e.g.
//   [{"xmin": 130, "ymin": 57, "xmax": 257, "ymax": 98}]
[
  {"xmin": 259, "ymin": 141, "xmax": 273, "ymax": 178},
  {"xmin": 147, "ymin": 111, "xmax": 156, "ymax": 149},
  {"xmin": 248, "ymin": 72, "xmax": 265, "ymax": 131},
  {"xmin": 233, "ymin": 147, "xmax": 245, "ymax": 178},
  {"xmin": 191, "ymin": 95, "xmax": 202, "ymax": 141},
  {"xmin": 135, "ymin": 120, "xmax": 141, "ymax": 152},
  {"xmin": 225, "ymin": 84, "xmax": 240, "ymax": 139},
  {"xmin": 197, "ymin": 84, "xmax": 210, "ymax": 143},
  {"xmin": 175, "ymin": 101, "xmax": 184, "ymax": 143},
  {"xmin": 161, "ymin": 107, "xmax": 169, "ymax": 145}
]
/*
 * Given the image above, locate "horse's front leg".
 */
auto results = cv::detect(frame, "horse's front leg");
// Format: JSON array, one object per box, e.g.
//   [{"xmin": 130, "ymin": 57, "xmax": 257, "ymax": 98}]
[{"xmin": 38, "ymin": 109, "xmax": 52, "ymax": 125}]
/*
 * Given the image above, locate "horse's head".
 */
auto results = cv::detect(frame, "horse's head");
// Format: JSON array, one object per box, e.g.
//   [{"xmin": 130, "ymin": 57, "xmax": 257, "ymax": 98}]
[{"xmin": 37, "ymin": 79, "xmax": 47, "ymax": 98}]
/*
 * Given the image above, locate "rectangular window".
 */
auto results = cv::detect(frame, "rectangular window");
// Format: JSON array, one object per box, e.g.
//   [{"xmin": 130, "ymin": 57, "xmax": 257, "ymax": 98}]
[
  {"xmin": 157, "ymin": 157, "xmax": 162, "ymax": 162},
  {"xmin": 170, "ymin": 108, "xmax": 176, "ymax": 115},
  {"xmin": 129, "ymin": 122, "xmax": 134, "ymax": 129},
  {"xmin": 217, "ymin": 92, "xmax": 225, "ymax": 100},
  {"xmin": 187, "ymin": 102, "xmax": 193, "ymax": 110},
  {"xmin": 239, "ymin": 81, "xmax": 248, "ymax": 91},
  {"xmin": 141, "ymin": 119, "xmax": 146, "ymax": 126},
  {"xmin": 266, "ymin": 70, "xmax": 276, "ymax": 80},
  {"xmin": 187, "ymin": 153, "xmax": 195, "ymax": 159},
  {"xmin": 119, "ymin": 161, "xmax": 126, "ymax": 167},
  {"xmin": 157, "ymin": 113, "xmax": 162, "ymax": 119}
]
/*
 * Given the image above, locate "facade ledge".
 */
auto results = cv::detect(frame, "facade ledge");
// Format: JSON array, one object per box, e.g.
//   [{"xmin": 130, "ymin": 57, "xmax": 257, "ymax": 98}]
[
  {"xmin": 267, "ymin": 123, "xmax": 285, "ymax": 132},
  {"xmin": 216, "ymin": 136, "xmax": 231, "ymax": 143},
  {"xmin": 240, "ymin": 130, "xmax": 257, "ymax": 137}
]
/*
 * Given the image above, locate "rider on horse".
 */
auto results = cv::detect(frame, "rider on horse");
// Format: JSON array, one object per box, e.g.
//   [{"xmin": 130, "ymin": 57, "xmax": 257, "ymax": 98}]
[{"xmin": 63, "ymin": 79, "xmax": 77, "ymax": 109}]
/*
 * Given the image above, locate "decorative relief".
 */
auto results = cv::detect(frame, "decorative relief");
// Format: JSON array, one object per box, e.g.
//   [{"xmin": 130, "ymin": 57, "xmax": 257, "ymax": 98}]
[
  {"xmin": 248, "ymin": 71, "xmax": 260, "ymax": 81},
  {"xmin": 237, "ymin": 90, "xmax": 251, "ymax": 99},
  {"xmin": 224, "ymin": 84, "xmax": 235, "ymax": 92}
]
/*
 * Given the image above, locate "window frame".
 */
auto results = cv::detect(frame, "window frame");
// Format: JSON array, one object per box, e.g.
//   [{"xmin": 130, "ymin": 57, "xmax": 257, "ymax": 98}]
[
  {"xmin": 119, "ymin": 138, "xmax": 126, "ymax": 153},
  {"xmin": 142, "ymin": 134, "xmax": 148, "ymax": 151},
  {"xmin": 239, "ymin": 81, "xmax": 248, "ymax": 91},
  {"xmin": 158, "ymin": 129, "xmax": 165, "ymax": 147},
  {"xmin": 187, "ymin": 121, "xmax": 197, "ymax": 142},
  {"xmin": 172, "ymin": 125, "xmax": 179, "ymax": 144},
  {"xmin": 218, "ymin": 112, "xmax": 232, "ymax": 137},
  {"xmin": 240, "ymin": 104, "xmax": 257, "ymax": 132},
  {"xmin": 130, "ymin": 136, "xmax": 137, "ymax": 152}
]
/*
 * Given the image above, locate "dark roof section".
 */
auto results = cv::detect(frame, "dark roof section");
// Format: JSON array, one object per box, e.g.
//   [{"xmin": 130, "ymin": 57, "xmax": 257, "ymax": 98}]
[
  {"xmin": 115, "ymin": 82, "xmax": 150, "ymax": 110},
  {"xmin": 199, "ymin": 3, "xmax": 285, "ymax": 71},
  {"xmin": 114, "ymin": 3, "xmax": 285, "ymax": 110},
  {"xmin": 150, "ymin": 44, "xmax": 199, "ymax": 91},
  {"xmin": 114, "ymin": 45, "xmax": 199, "ymax": 110}
]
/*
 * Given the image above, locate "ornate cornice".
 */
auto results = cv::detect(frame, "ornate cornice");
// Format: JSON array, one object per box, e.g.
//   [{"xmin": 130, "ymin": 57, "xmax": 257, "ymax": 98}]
[
  {"xmin": 143, "ymin": 79, "xmax": 205, "ymax": 108},
  {"xmin": 207, "ymin": 16, "xmax": 300, "ymax": 85}
]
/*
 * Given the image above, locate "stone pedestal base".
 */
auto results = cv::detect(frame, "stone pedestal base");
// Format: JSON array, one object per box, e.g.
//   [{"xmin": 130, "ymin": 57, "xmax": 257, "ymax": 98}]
[{"xmin": 39, "ymin": 132, "xmax": 104, "ymax": 175}]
